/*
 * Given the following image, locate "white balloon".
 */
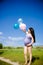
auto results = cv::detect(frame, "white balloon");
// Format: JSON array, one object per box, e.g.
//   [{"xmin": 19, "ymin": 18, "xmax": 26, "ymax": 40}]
[
  {"xmin": 18, "ymin": 18, "xmax": 23, "ymax": 24},
  {"xmin": 19, "ymin": 23, "xmax": 26, "ymax": 30}
]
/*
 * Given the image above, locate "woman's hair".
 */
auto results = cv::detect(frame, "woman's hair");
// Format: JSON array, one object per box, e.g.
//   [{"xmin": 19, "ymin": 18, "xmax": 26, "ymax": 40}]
[{"xmin": 29, "ymin": 27, "xmax": 35, "ymax": 43}]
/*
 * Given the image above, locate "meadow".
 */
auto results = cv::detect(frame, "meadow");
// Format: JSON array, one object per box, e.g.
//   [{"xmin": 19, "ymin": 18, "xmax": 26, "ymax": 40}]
[{"xmin": 0, "ymin": 47, "xmax": 43, "ymax": 65}]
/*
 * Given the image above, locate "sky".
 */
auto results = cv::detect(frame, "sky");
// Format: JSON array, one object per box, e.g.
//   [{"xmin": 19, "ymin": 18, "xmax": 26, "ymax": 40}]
[{"xmin": 0, "ymin": 0, "xmax": 43, "ymax": 47}]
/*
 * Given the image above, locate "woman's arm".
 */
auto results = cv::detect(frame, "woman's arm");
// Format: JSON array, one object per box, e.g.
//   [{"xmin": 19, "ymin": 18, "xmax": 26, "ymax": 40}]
[
  {"xmin": 30, "ymin": 36, "xmax": 34, "ymax": 45},
  {"xmin": 32, "ymin": 36, "xmax": 34, "ymax": 44},
  {"xmin": 22, "ymin": 29, "xmax": 26, "ymax": 33}
]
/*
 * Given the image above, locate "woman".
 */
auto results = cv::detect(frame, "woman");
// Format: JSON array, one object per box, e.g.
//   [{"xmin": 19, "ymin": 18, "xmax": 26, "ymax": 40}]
[{"xmin": 23, "ymin": 27, "xmax": 35, "ymax": 65}]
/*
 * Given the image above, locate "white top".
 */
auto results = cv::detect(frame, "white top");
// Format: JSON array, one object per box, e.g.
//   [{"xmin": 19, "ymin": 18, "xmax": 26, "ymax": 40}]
[{"xmin": 24, "ymin": 31, "xmax": 32, "ymax": 44}]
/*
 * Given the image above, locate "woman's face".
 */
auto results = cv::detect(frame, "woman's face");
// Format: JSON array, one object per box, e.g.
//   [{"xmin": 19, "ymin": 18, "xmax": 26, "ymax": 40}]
[{"xmin": 28, "ymin": 29, "xmax": 31, "ymax": 33}]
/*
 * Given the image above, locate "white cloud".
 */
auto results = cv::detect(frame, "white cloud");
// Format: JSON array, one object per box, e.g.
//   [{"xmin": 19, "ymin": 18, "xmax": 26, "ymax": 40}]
[
  {"xmin": 0, "ymin": 36, "xmax": 24, "ymax": 47},
  {"xmin": 0, "ymin": 32, "xmax": 3, "ymax": 35},
  {"xmin": 8, "ymin": 36, "xmax": 24, "ymax": 41}
]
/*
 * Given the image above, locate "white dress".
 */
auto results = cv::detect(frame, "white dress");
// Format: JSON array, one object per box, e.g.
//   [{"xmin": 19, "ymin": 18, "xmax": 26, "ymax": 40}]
[{"xmin": 24, "ymin": 32, "xmax": 32, "ymax": 46}]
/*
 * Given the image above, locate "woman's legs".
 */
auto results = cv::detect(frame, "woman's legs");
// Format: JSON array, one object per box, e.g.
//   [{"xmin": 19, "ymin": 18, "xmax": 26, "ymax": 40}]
[
  {"xmin": 24, "ymin": 46, "xmax": 27, "ymax": 64},
  {"xmin": 27, "ymin": 46, "xmax": 32, "ymax": 65}
]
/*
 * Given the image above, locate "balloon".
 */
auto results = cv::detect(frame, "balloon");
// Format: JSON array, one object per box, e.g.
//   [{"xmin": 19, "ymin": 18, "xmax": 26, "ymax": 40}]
[
  {"xmin": 18, "ymin": 18, "xmax": 23, "ymax": 24},
  {"xmin": 14, "ymin": 23, "xmax": 19, "ymax": 29},
  {"xmin": 19, "ymin": 23, "xmax": 26, "ymax": 30}
]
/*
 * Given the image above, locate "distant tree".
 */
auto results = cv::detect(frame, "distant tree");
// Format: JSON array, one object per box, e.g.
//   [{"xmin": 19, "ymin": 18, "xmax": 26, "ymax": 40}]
[
  {"xmin": 0, "ymin": 43, "xmax": 3, "ymax": 49},
  {"xmin": 16, "ymin": 47, "xmax": 23, "ymax": 49}
]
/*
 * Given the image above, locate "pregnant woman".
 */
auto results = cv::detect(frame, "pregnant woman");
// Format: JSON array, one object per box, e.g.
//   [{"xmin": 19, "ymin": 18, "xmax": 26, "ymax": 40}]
[{"xmin": 23, "ymin": 27, "xmax": 35, "ymax": 65}]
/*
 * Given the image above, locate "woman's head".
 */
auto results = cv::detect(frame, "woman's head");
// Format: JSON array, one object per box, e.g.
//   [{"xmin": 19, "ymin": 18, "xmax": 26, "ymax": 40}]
[{"xmin": 28, "ymin": 27, "xmax": 35, "ymax": 43}]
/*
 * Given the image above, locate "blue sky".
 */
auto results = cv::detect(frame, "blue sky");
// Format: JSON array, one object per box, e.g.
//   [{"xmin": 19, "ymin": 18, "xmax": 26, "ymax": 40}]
[{"xmin": 0, "ymin": 0, "xmax": 43, "ymax": 47}]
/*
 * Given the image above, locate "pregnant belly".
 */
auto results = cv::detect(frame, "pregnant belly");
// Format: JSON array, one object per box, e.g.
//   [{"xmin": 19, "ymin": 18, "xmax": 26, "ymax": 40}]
[{"xmin": 24, "ymin": 37, "xmax": 31, "ymax": 44}]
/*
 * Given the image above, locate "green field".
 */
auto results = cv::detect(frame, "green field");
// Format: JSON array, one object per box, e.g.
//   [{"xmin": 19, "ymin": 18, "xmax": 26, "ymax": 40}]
[{"xmin": 0, "ymin": 48, "xmax": 43, "ymax": 65}]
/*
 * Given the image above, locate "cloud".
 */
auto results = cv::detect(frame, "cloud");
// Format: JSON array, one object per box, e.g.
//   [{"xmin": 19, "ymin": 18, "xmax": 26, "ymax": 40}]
[
  {"xmin": 0, "ymin": 36, "xmax": 24, "ymax": 47},
  {"xmin": 0, "ymin": 36, "xmax": 6, "ymax": 40},
  {"xmin": 0, "ymin": 32, "xmax": 3, "ymax": 35},
  {"xmin": 8, "ymin": 36, "xmax": 24, "ymax": 41}
]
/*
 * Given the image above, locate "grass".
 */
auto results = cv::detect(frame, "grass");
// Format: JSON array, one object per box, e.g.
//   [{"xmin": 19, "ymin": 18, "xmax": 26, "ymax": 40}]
[{"xmin": 0, "ymin": 48, "xmax": 43, "ymax": 65}]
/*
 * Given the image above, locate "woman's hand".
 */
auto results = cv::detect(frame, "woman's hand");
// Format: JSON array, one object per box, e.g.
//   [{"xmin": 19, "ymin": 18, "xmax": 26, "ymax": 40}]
[
  {"xmin": 22, "ymin": 29, "xmax": 26, "ymax": 33},
  {"xmin": 27, "ymin": 43, "xmax": 32, "ymax": 47}
]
